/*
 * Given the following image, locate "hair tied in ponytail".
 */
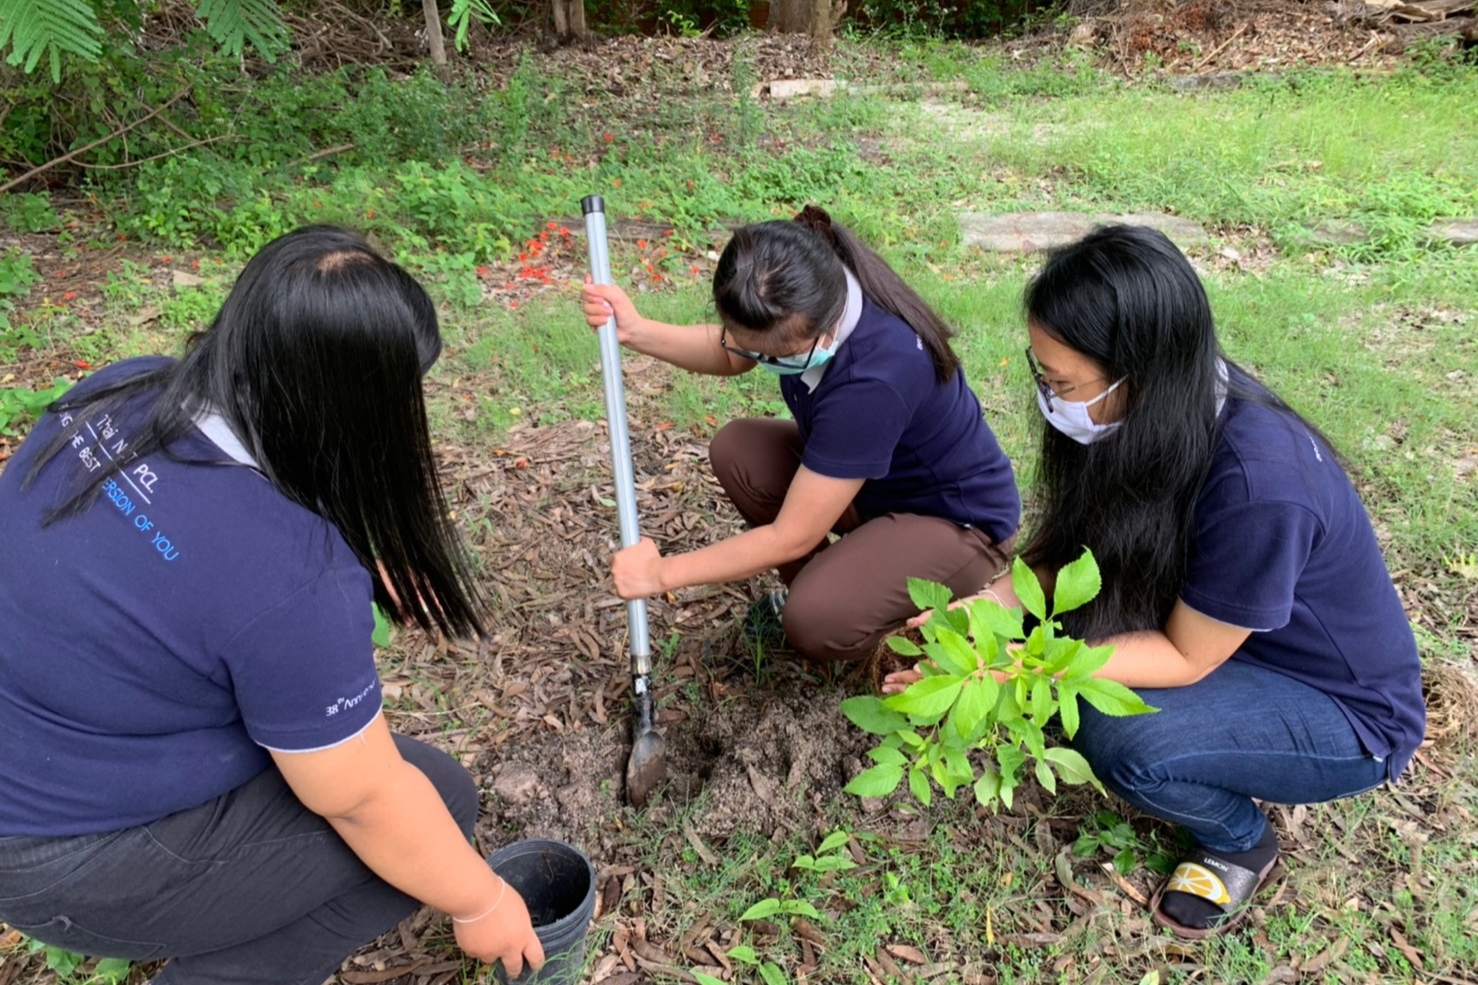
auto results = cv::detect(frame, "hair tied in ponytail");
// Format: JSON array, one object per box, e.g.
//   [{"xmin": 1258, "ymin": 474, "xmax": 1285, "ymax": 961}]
[{"xmin": 793, "ymin": 205, "xmax": 839, "ymax": 249}]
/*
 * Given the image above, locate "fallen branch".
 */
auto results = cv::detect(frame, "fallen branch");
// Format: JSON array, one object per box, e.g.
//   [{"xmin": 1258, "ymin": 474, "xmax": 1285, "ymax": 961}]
[
  {"xmin": 0, "ymin": 89, "xmax": 191, "ymax": 195},
  {"xmin": 1192, "ymin": 22, "xmax": 1248, "ymax": 72},
  {"xmin": 285, "ymin": 142, "xmax": 356, "ymax": 168},
  {"xmin": 73, "ymin": 136, "xmax": 234, "ymax": 171}
]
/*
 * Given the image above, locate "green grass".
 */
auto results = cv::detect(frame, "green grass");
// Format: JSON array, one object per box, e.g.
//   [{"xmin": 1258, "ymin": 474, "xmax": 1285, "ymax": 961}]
[{"xmin": 3, "ymin": 40, "xmax": 1476, "ymax": 985}]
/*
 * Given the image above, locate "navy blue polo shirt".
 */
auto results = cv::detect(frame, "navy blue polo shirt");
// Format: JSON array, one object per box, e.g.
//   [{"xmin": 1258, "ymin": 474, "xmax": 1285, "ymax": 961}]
[
  {"xmin": 1182, "ymin": 395, "xmax": 1425, "ymax": 780},
  {"xmin": 779, "ymin": 298, "xmax": 1020, "ymax": 544},
  {"xmin": 0, "ymin": 358, "xmax": 382, "ymax": 836}
]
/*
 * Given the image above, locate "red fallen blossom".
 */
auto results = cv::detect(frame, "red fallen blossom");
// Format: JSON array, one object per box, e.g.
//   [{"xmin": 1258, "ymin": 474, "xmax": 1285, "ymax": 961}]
[
  {"xmin": 636, "ymin": 239, "xmax": 648, "ymax": 249},
  {"xmin": 602, "ymin": 133, "xmax": 614, "ymax": 143},
  {"xmin": 612, "ymin": 178, "xmax": 622, "ymax": 187},
  {"xmin": 519, "ymin": 253, "xmax": 529, "ymax": 261},
  {"xmin": 705, "ymin": 415, "xmax": 718, "ymax": 426},
  {"xmin": 366, "ymin": 210, "xmax": 375, "ymax": 219},
  {"xmin": 75, "ymin": 360, "xmax": 91, "ymax": 369},
  {"xmin": 476, "ymin": 266, "xmax": 490, "ymax": 276},
  {"xmin": 190, "ymin": 260, "xmax": 200, "ymax": 270},
  {"xmin": 514, "ymin": 458, "xmax": 528, "ymax": 468},
  {"xmin": 62, "ymin": 291, "xmax": 79, "ymax": 301},
  {"xmin": 161, "ymin": 255, "xmax": 173, "ymax": 263},
  {"xmin": 690, "ymin": 266, "xmax": 701, "ymax": 275},
  {"xmin": 558, "ymin": 226, "xmax": 571, "ymax": 237},
  {"xmin": 510, "ymin": 301, "xmax": 520, "ymax": 309},
  {"xmin": 546, "ymin": 221, "xmax": 557, "ymax": 230}
]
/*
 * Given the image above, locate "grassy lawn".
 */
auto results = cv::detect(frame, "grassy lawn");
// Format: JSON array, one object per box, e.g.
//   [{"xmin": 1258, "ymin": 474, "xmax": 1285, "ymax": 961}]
[{"xmin": 2, "ymin": 36, "xmax": 1475, "ymax": 985}]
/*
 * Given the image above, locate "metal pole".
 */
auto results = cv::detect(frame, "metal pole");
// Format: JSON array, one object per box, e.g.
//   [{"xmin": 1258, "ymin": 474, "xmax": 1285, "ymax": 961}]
[{"xmin": 582, "ymin": 195, "xmax": 651, "ymax": 675}]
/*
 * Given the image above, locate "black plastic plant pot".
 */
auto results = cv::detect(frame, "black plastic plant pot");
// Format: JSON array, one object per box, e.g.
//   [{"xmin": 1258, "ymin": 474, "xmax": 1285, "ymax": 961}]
[{"xmin": 486, "ymin": 838, "xmax": 597, "ymax": 985}]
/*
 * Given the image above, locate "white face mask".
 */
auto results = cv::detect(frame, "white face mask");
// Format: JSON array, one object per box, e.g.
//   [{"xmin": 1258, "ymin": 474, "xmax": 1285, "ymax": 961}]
[{"xmin": 1036, "ymin": 378, "xmax": 1126, "ymax": 444}]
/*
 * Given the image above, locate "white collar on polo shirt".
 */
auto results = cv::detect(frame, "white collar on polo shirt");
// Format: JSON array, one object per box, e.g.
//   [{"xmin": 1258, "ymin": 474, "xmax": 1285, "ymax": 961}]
[
  {"xmin": 799, "ymin": 268, "xmax": 863, "ymax": 393},
  {"xmin": 191, "ymin": 405, "xmax": 260, "ymax": 469}
]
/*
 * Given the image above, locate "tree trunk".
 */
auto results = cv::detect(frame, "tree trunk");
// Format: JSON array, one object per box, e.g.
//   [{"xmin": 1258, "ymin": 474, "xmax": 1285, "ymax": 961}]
[
  {"xmin": 422, "ymin": 0, "xmax": 447, "ymax": 64},
  {"xmin": 766, "ymin": 0, "xmax": 843, "ymax": 45},
  {"xmin": 549, "ymin": 0, "xmax": 589, "ymax": 40}
]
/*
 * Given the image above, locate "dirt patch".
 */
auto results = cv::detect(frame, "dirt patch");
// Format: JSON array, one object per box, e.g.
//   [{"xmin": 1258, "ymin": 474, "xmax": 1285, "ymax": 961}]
[{"xmin": 474, "ymin": 677, "xmax": 874, "ymax": 850}]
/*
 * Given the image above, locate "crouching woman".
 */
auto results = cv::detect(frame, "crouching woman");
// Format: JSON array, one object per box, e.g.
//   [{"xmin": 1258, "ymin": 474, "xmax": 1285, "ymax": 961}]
[{"xmin": 0, "ymin": 227, "xmax": 543, "ymax": 982}]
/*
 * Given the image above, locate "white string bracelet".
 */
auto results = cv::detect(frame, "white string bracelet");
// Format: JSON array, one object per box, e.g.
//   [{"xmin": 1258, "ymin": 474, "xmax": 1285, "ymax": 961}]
[
  {"xmin": 452, "ymin": 878, "xmax": 507, "ymax": 925},
  {"xmin": 981, "ymin": 589, "xmax": 1006, "ymax": 606}
]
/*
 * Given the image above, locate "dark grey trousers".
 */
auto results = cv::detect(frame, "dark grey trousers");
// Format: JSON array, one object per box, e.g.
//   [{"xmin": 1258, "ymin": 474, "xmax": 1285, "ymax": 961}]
[{"xmin": 0, "ymin": 734, "xmax": 477, "ymax": 985}]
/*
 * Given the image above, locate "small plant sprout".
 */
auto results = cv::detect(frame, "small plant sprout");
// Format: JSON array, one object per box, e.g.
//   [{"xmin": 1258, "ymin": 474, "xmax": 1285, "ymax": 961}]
[
  {"xmin": 842, "ymin": 549, "xmax": 1156, "ymax": 810},
  {"xmin": 791, "ymin": 830, "xmax": 857, "ymax": 874}
]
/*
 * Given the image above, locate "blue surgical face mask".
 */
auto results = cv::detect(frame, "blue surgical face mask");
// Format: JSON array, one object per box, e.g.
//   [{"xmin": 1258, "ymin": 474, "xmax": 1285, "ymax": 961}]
[{"xmin": 758, "ymin": 337, "xmax": 837, "ymax": 376}]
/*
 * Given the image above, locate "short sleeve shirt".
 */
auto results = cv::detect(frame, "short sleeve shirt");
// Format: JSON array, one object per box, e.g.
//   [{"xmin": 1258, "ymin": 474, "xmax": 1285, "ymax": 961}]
[
  {"xmin": 0, "ymin": 358, "xmax": 382, "ymax": 836},
  {"xmin": 780, "ymin": 298, "xmax": 1021, "ymax": 543},
  {"xmin": 1181, "ymin": 395, "xmax": 1425, "ymax": 780}
]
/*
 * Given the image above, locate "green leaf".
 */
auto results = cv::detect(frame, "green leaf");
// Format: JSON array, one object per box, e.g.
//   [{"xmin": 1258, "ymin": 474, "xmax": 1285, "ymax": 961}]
[
  {"xmin": 908, "ymin": 576, "xmax": 954, "ymax": 615},
  {"xmin": 740, "ymin": 898, "xmax": 782, "ymax": 921},
  {"xmin": 943, "ymin": 747, "xmax": 974, "ymax": 785},
  {"xmin": 194, "ymin": 0, "xmax": 291, "ymax": 62},
  {"xmin": 1043, "ymin": 747, "xmax": 1102, "ymax": 790},
  {"xmin": 727, "ymin": 944, "xmax": 760, "ymax": 965},
  {"xmin": 1072, "ymin": 835, "xmax": 1099, "ymax": 856},
  {"xmin": 693, "ymin": 973, "xmax": 728, "ymax": 985},
  {"xmin": 810, "ymin": 855, "xmax": 858, "ymax": 872},
  {"xmin": 1010, "ymin": 557, "xmax": 1047, "ymax": 622},
  {"xmin": 759, "ymin": 961, "xmax": 789, "ymax": 985},
  {"xmin": 1035, "ymin": 757, "xmax": 1057, "ymax": 794},
  {"xmin": 908, "ymin": 764, "xmax": 932, "ymax": 806},
  {"xmin": 371, "ymin": 603, "xmax": 393, "ymax": 648},
  {"xmin": 1051, "ymin": 548, "xmax": 1101, "ymax": 616},
  {"xmin": 0, "ymin": 0, "xmax": 104, "ymax": 81},
  {"xmin": 844, "ymin": 763, "xmax": 903, "ymax": 798},
  {"xmin": 1075, "ymin": 677, "xmax": 1159, "ymax": 717},
  {"xmin": 898, "ymin": 729, "xmax": 926, "ymax": 750},
  {"xmin": 1028, "ymin": 677, "xmax": 1054, "ymax": 723},
  {"xmin": 996, "ymin": 744, "xmax": 1026, "ymax": 787},
  {"xmin": 974, "ymin": 767, "xmax": 1001, "ymax": 807},
  {"xmin": 946, "ymin": 677, "xmax": 997, "ymax": 745},
  {"xmin": 1113, "ymin": 847, "xmax": 1137, "ymax": 875},
  {"xmin": 792, "ymin": 854, "xmax": 816, "ymax": 870},
  {"xmin": 937, "ymin": 628, "xmax": 981, "ymax": 674},
  {"xmin": 1057, "ymin": 682, "xmax": 1081, "ymax": 739},
  {"xmin": 1061, "ymin": 643, "xmax": 1117, "ymax": 681},
  {"xmin": 868, "ymin": 745, "xmax": 906, "ymax": 767},
  {"xmin": 93, "ymin": 958, "xmax": 133, "ymax": 985},
  {"xmin": 884, "ymin": 674, "xmax": 965, "ymax": 719},
  {"xmin": 780, "ymin": 900, "xmax": 822, "ymax": 918},
  {"xmin": 968, "ymin": 595, "xmax": 1024, "ymax": 641},
  {"xmin": 841, "ymin": 695, "xmax": 908, "ymax": 735},
  {"xmin": 817, "ymin": 830, "xmax": 850, "ymax": 854},
  {"xmin": 886, "ymin": 635, "xmax": 923, "ymax": 656}
]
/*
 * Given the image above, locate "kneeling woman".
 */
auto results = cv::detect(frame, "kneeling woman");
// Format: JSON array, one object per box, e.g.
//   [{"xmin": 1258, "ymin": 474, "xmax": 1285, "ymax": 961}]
[
  {"xmin": 889, "ymin": 225, "xmax": 1424, "ymax": 937},
  {"xmin": 581, "ymin": 207, "xmax": 1020, "ymax": 662},
  {"xmin": 0, "ymin": 228, "xmax": 543, "ymax": 982}
]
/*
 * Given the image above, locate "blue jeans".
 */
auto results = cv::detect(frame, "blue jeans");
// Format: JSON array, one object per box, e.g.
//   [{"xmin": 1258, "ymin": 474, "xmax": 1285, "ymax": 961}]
[{"xmin": 1072, "ymin": 659, "xmax": 1388, "ymax": 854}]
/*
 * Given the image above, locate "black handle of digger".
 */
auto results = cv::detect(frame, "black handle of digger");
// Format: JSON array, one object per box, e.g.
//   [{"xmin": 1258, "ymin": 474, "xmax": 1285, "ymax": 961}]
[{"xmin": 583, "ymin": 195, "xmax": 652, "ymax": 676}]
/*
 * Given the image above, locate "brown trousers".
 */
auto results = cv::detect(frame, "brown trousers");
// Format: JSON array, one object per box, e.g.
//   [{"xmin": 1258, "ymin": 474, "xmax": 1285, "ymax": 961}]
[{"xmin": 709, "ymin": 418, "xmax": 1012, "ymax": 663}]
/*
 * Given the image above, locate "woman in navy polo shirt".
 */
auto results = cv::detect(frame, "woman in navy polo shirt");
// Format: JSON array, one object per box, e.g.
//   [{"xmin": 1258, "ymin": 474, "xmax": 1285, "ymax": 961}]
[
  {"xmin": 887, "ymin": 224, "xmax": 1425, "ymax": 937},
  {"xmin": 581, "ymin": 206, "xmax": 1020, "ymax": 663},
  {"xmin": 0, "ymin": 227, "xmax": 543, "ymax": 982}
]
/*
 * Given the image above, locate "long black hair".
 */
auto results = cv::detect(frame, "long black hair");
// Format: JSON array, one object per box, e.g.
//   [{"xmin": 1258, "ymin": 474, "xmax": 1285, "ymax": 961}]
[
  {"xmin": 26, "ymin": 225, "xmax": 484, "ymax": 638},
  {"xmin": 711, "ymin": 205, "xmax": 962, "ymax": 382},
  {"xmin": 1021, "ymin": 224, "xmax": 1332, "ymax": 640}
]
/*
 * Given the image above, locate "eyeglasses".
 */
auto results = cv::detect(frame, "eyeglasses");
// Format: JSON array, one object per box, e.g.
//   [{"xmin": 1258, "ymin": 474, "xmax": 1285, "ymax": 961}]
[
  {"xmin": 1025, "ymin": 347, "xmax": 1103, "ymax": 410},
  {"xmin": 720, "ymin": 323, "xmax": 821, "ymax": 371}
]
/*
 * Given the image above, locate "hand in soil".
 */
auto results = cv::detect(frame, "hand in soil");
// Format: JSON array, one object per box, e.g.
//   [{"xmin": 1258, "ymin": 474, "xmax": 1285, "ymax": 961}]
[
  {"xmin": 611, "ymin": 535, "xmax": 665, "ymax": 598},
  {"xmin": 453, "ymin": 884, "xmax": 545, "ymax": 977},
  {"xmin": 582, "ymin": 275, "xmax": 640, "ymax": 343},
  {"xmin": 881, "ymin": 664, "xmax": 924, "ymax": 694}
]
